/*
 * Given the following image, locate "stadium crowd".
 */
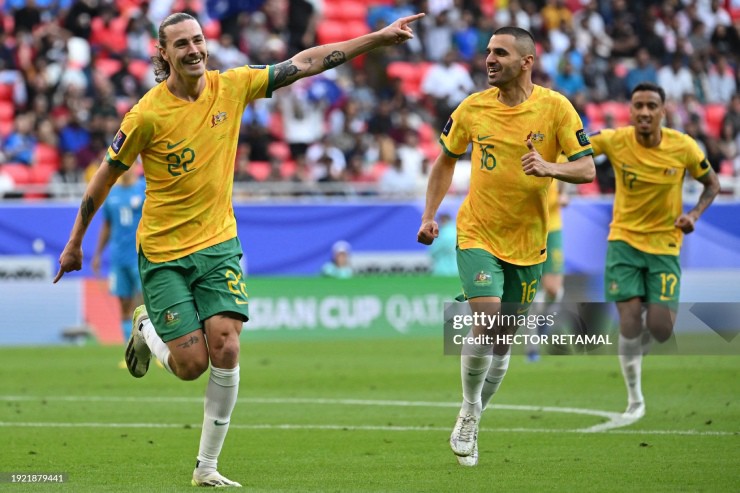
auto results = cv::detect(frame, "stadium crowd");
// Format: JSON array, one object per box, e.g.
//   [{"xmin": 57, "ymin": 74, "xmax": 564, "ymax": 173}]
[{"xmin": 0, "ymin": 0, "xmax": 739, "ymax": 199}]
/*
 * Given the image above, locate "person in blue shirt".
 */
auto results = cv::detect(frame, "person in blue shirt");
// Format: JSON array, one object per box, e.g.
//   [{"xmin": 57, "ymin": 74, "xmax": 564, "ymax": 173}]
[
  {"xmin": 92, "ymin": 165, "xmax": 146, "ymax": 347},
  {"xmin": 429, "ymin": 213, "xmax": 458, "ymax": 276},
  {"xmin": 322, "ymin": 240, "xmax": 353, "ymax": 279}
]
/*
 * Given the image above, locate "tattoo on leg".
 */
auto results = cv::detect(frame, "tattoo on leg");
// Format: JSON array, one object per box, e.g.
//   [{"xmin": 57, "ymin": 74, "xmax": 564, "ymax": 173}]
[
  {"xmin": 177, "ymin": 335, "xmax": 200, "ymax": 349},
  {"xmin": 80, "ymin": 196, "xmax": 95, "ymax": 227},
  {"xmin": 273, "ymin": 61, "xmax": 301, "ymax": 88},
  {"xmin": 323, "ymin": 51, "xmax": 346, "ymax": 69}
]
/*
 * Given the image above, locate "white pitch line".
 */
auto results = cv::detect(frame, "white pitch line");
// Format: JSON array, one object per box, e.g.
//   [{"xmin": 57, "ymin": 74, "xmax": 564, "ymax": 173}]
[
  {"xmin": 0, "ymin": 421, "xmax": 735, "ymax": 437},
  {"xmin": 0, "ymin": 395, "xmax": 732, "ymax": 436}
]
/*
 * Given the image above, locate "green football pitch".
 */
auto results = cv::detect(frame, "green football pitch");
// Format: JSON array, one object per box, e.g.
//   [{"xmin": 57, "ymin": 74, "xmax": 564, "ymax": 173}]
[{"xmin": 1, "ymin": 338, "xmax": 738, "ymax": 492}]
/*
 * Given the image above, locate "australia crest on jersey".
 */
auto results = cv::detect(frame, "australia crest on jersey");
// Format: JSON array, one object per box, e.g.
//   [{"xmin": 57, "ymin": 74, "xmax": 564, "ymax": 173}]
[
  {"xmin": 526, "ymin": 131, "xmax": 545, "ymax": 143},
  {"xmin": 211, "ymin": 111, "xmax": 228, "ymax": 128}
]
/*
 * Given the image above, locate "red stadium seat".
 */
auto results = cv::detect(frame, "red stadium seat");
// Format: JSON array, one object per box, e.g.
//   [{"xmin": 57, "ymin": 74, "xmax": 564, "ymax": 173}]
[
  {"xmin": 0, "ymin": 83, "xmax": 13, "ymax": 102},
  {"xmin": 203, "ymin": 19, "xmax": 221, "ymax": 40},
  {"xmin": 0, "ymin": 120, "xmax": 13, "ymax": 137},
  {"xmin": 128, "ymin": 59, "xmax": 151, "ymax": 82},
  {"xmin": 386, "ymin": 61, "xmax": 433, "ymax": 101},
  {"xmin": 600, "ymin": 102, "xmax": 630, "ymax": 126},
  {"xmin": 0, "ymin": 100, "xmax": 14, "ymax": 121},
  {"xmin": 29, "ymin": 163, "xmax": 58, "ymax": 184},
  {"xmin": 328, "ymin": 1, "xmax": 367, "ymax": 22},
  {"xmin": 34, "ymin": 143, "xmax": 61, "ymax": 168},
  {"xmin": 719, "ymin": 160, "xmax": 734, "ymax": 176},
  {"xmin": 704, "ymin": 103, "xmax": 726, "ymax": 139},
  {"xmin": 317, "ymin": 20, "xmax": 369, "ymax": 45},
  {"xmin": 95, "ymin": 57, "xmax": 123, "ymax": 77},
  {"xmin": 1, "ymin": 164, "xmax": 32, "ymax": 185},
  {"xmin": 577, "ymin": 180, "xmax": 601, "ymax": 196},
  {"xmin": 268, "ymin": 112, "xmax": 284, "ymax": 140},
  {"xmin": 268, "ymin": 141, "xmax": 291, "ymax": 162},
  {"xmin": 281, "ymin": 160, "xmax": 296, "ymax": 178},
  {"xmin": 249, "ymin": 161, "xmax": 270, "ymax": 181},
  {"xmin": 417, "ymin": 122, "xmax": 435, "ymax": 143}
]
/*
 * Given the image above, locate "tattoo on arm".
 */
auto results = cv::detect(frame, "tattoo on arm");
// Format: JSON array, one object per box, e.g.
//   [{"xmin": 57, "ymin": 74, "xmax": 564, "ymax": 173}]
[
  {"xmin": 273, "ymin": 60, "xmax": 301, "ymax": 89},
  {"xmin": 80, "ymin": 196, "xmax": 95, "ymax": 227},
  {"xmin": 323, "ymin": 50, "xmax": 346, "ymax": 69},
  {"xmin": 177, "ymin": 335, "xmax": 200, "ymax": 349}
]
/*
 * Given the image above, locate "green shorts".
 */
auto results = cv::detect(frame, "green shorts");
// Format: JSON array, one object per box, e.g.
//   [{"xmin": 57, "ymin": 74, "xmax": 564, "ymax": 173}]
[
  {"xmin": 605, "ymin": 240, "xmax": 680, "ymax": 309},
  {"xmin": 543, "ymin": 229, "xmax": 564, "ymax": 275},
  {"xmin": 457, "ymin": 247, "xmax": 543, "ymax": 312},
  {"xmin": 138, "ymin": 237, "xmax": 249, "ymax": 342}
]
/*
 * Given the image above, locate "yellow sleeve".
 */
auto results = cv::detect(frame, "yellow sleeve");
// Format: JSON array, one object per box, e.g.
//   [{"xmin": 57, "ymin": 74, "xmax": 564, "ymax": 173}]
[
  {"xmin": 684, "ymin": 134, "xmax": 711, "ymax": 179},
  {"xmin": 587, "ymin": 128, "xmax": 615, "ymax": 157},
  {"xmin": 105, "ymin": 106, "xmax": 153, "ymax": 170},
  {"xmin": 223, "ymin": 65, "xmax": 274, "ymax": 106},
  {"xmin": 439, "ymin": 98, "xmax": 471, "ymax": 158},
  {"xmin": 555, "ymin": 96, "xmax": 593, "ymax": 161}
]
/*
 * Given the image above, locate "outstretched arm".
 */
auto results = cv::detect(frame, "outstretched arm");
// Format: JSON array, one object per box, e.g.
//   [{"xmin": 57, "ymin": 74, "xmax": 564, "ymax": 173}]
[
  {"xmin": 675, "ymin": 168, "xmax": 720, "ymax": 233},
  {"xmin": 272, "ymin": 13, "xmax": 424, "ymax": 90},
  {"xmin": 54, "ymin": 162, "xmax": 126, "ymax": 283},
  {"xmin": 418, "ymin": 152, "xmax": 457, "ymax": 245}
]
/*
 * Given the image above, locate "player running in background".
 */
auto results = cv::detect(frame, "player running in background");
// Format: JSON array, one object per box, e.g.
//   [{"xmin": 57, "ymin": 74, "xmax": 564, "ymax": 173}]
[
  {"xmin": 589, "ymin": 82, "xmax": 720, "ymax": 420},
  {"xmin": 417, "ymin": 26, "xmax": 595, "ymax": 466},
  {"xmin": 527, "ymin": 177, "xmax": 569, "ymax": 362},
  {"xmin": 54, "ymin": 11, "xmax": 424, "ymax": 487},
  {"xmin": 91, "ymin": 164, "xmax": 145, "ymax": 361}
]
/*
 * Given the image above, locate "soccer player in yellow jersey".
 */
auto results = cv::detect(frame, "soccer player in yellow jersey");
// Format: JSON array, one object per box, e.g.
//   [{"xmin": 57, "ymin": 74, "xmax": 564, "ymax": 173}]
[
  {"xmin": 527, "ymin": 177, "xmax": 569, "ymax": 362},
  {"xmin": 589, "ymin": 82, "xmax": 720, "ymax": 421},
  {"xmin": 53, "ymin": 11, "xmax": 424, "ymax": 487},
  {"xmin": 417, "ymin": 27, "xmax": 595, "ymax": 466}
]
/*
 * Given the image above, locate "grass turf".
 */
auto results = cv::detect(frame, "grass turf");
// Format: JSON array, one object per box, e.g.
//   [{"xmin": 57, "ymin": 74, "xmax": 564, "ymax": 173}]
[{"xmin": 1, "ymin": 338, "xmax": 738, "ymax": 492}]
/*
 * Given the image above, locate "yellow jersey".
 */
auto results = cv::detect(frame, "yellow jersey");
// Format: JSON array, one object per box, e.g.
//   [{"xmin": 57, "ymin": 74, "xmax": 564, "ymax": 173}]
[
  {"xmin": 106, "ymin": 66, "xmax": 274, "ymax": 262},
  {"xmin": 547, "ymin": 179, "xmax": 562, "ymax": 232},
  {"xmin": 440, "ymin": 85, "xmax": 592, "ymax": 265},
  {"xmin": 590, "ymin": 126, "xmax": 710, "ymax": 256}
]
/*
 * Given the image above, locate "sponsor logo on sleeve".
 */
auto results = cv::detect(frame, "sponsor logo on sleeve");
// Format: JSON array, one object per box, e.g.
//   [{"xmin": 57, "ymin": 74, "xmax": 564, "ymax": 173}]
[
  {"xmin": 442, "ymin": 117, "xmax": 453, "ymax": 136},
  {"xmin": 576, "ymin": 129, "xmax": 590, "ymax": 146},
  {"xmin": 111, "ymin": 130, "xmax": 127, "ymax": 153},
  {"xmin": 700, "ymin": 159, "xmax": 709, "ymax": 170},
  {"xmin": 248, "ymin": 65, "xmax": 267, "ymax": 69}
]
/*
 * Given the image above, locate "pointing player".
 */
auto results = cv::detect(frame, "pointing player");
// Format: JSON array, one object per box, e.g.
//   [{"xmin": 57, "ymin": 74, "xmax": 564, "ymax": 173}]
[{"xmin": 55, "ymin": 11, "xmax": 424, "ymax": 487}]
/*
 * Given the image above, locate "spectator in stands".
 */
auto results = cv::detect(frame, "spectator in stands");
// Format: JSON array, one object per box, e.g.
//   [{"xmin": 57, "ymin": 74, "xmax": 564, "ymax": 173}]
[
  {"xmin": 125, "ymin": 12, "xmax": 156, "ymax": 61},
  {"xmin": 49, "ymin": 151, "xmax": 85, "ymax": 199},
  {"xmin": 1, "ymin": 112, "xmax": 36, "ymax": 165},
  {"xmin": 286, "ymin": 0, "xmax": 319, "ymax": 55},
  {"xmin": 723, "ymin": 94, "xmax": 740, "ymax": 135},
  {"xmin": 421, "ymin": 50, "xmax": 474, "ymax": 132},
  {"xmin": 625, "ymin": 48, "xmax": 658, "ymax": 95},
  {"xmin": 540, "ymin": 0, "xmax": 572, "ymax": 32},
  {"xmin": 709, "ymin": 23, "xmax": 740, "ymax": 59},
  {"xmin": 494, "ymin": 0, "xmax": 530, "ymax": 32},
  {"xmin": 707, "ymin": 55, "xmax": 737, "ymax": 104},
  {"xmin": 210, "ymin": 33, "xmax": 249, "ymax": 71},
  {"xmin": 688, "ymin": 56, "xmax": 711, "ymax": 103},
  {"xmin": 421, "ymin": 9, "xmax": 454, "ymax": 62},
  {"xmin": 321, "ymin": 240, "xmax": 353, "ymax": 279},
  {"xmin": 554, "ymin": 59, "xmax": 586, "ymax": 100},
  {"xmin": 657, "ymin": 54, "xmax": 694, "ymax": 102},
  {"xmin": 718, "ymin": 121, "xmax": 739, "ymax": 173},
  {"xmin": 379, "ymin": 156, "xmax": 416, "ymax": 196}
]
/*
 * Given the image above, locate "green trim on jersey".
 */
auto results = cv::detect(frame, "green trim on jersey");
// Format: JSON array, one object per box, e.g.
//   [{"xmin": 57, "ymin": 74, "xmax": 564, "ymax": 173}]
[
  {"xmin": 266, "ymin": 65, "xmax": 275, "ymax": 98},
  {"xmin": 439, "ymin": 139, "xmax": 466, "ymax": 159},
  {"xmin": 105, "ymin": 151, "xmax": 130, "ymax": 170},
  {"xmin": 567, "ymin": 148, "xmax": 594, "ymax": 161}
]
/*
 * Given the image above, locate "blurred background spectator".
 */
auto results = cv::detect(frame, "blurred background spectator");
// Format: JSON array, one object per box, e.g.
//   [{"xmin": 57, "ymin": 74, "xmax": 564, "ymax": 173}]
[{"xmin": 0, "ymin": 0, "xmax": 737, "ymax": 200}]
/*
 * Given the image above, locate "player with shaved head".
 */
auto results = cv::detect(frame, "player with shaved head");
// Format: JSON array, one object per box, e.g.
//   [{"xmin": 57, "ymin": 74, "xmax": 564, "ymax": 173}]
[{"xmin": 418, "ymin": 26, "xmax": 595, "ymax": 466}]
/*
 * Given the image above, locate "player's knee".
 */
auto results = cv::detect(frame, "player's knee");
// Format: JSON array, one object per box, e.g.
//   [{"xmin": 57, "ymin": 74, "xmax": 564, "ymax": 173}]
[
  {"xmin": 176, "ymin": 357, "xmax": 209, "ymax": 381},
  {"xmin": 648, "ymin": 322, "xmax": 673, "ymax": 343}
]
